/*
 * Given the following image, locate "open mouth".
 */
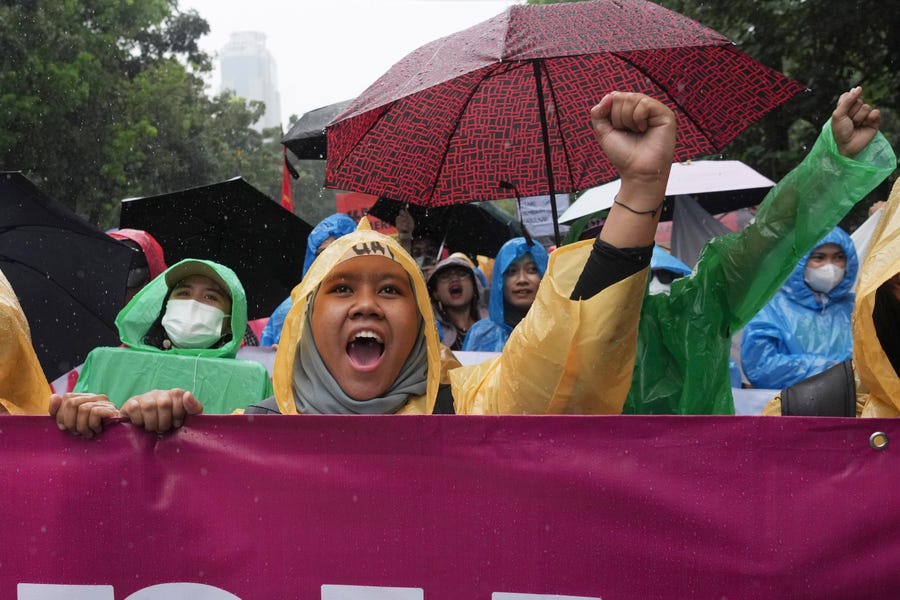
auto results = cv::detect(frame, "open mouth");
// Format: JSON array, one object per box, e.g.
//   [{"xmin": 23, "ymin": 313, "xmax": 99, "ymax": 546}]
[
  {"xmin": 449, "ymin": 282, "xmax": 463, "ymax": 296},
  {"xmin": 346, "ymin": 331, "xmax": 385, "ymax": 368}
]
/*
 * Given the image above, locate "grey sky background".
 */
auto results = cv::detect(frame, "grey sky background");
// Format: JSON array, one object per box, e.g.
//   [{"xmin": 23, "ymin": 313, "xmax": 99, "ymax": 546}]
[{"xmin": 179, "ymin": 0, "xmax": 521, "ymax": 125}]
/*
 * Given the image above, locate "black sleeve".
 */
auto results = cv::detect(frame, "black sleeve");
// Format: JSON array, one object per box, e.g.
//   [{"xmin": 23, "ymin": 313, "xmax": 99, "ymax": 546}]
[
  {"xmin": 243, "ymin": 396, "xmax": 282, "ymax": 414},
  {"xmin": 431, "ymin": 384, "xmax": 455, "ymax": 414},
  {"xmin": 570, "ymin": 238, "xmax": 653, "ymax": 301}
]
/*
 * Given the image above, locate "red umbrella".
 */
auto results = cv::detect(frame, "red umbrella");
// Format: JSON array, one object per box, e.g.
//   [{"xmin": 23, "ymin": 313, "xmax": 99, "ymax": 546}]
[{"xmin": 325, "ymin": 0, "xmax": 803, "ymax": 245}]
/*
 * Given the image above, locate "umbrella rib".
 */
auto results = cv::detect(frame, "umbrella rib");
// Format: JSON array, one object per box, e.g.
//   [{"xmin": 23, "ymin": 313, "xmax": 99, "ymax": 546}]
[
  {"xmin": 537, "ymin": 59, "xmax": 576, "ymax": 191},
  {"xmin": 610, "ymin": 49, "xmax": 722, "ymax": 151},
  {"xmin": 0, "ymin": 255, "xmax": 120, "ymax": 332},
  {"xmin": 426, "ymin": 64, "xmax": 507, "ymax": 205}
]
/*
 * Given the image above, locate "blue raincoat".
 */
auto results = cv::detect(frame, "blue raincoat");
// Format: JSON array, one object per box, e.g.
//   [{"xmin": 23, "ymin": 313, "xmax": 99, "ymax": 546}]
[
  {"xmin": 462, "ymin": 237, "xmax": 549, "ymax": 352},
  {"xmin": 740, "ymin": 227, "xmax": 858, "ymax": 389},
  {"xmin": 651, "ymin": 245, "xmax": 692, "ymax": 278},
  {"xmin": 260, "ymin": 213, "xmax": 357, "ymax": 346}
]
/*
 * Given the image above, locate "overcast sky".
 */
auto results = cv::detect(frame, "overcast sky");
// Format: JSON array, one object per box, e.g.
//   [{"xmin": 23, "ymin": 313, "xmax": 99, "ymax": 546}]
[{"xmin": 179, "ymin": 0, "xmax": 522, "ymax": 125}]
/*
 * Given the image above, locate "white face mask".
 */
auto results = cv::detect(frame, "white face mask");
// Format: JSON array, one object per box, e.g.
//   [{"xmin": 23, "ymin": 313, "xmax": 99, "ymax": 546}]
[
  {"xmin": 161, "ymin": 299, "xmax": 228, "ymax": 349},
  {"xmin": 648, "ymin": 274, "xmax": 671, "ymax": 296},
  {"xmin": 804, "ymin": 263, "xmax": 846, "ymax": 294}
]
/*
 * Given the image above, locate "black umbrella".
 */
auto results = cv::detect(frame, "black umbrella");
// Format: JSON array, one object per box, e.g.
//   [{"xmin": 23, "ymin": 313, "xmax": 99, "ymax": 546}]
[
  {"xmin": 120, "ymin": 177, "xmax": 314, "ymax": 320},
  {"xmin": 282, "ymin": 99, "xmax": 352, "ymax": 160},
  {"xmin": 367, "ymin": 197, "xmax": 523, "ymax": 258},
  {"xmin": 0, "ymin": 171, "xmax": 136, "ymax": 379}
]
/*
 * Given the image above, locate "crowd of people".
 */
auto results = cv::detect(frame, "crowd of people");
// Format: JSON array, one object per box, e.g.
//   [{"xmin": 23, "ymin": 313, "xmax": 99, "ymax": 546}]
[{"xmin": 1, "ymin": 87, "xmax": 898, "ymax": 434}]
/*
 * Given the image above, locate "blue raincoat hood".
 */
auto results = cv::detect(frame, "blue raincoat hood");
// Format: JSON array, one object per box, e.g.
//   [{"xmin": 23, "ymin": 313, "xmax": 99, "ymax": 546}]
[
  {"xmin": 302, "ymin": 213, "xmax": 358, "ymax": 276},
  {"xmin": 651, "ymin": 245, "xmax": 692, "ymax": 276},
  {"xmin": 463, "ymin": 237, "xmax": 548, "ymax": 352},
  {"xmin": 783, "ymin": 227, "xmax": 858, "ymax": 309},
  {"xmin": 740, "ymin": 226, "xmax": 859, "ymax": 389}
]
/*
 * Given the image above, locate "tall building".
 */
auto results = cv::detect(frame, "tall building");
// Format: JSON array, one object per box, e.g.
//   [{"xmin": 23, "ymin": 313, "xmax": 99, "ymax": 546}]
[{"xmin": 219, "ymin": 31, "xmax": 282, "ymax": 131}]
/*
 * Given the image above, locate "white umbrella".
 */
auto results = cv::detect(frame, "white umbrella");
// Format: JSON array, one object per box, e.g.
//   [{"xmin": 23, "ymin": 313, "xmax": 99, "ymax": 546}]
[{"xmin": 559, "ymin": 160, "xmax": 776, "ymax": 224}]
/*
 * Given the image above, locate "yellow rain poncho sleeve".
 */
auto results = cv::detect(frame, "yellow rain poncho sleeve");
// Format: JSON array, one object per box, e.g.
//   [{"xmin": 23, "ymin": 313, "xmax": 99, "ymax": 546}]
[
  {"xmin": 854, "ymin": 179, "xmax": 900, "ymax": 417},
  {"xmin": 0, "ymin": 269, "xmax": 50, "ymax": 415},
  {"xmin": 450, "ymin": 239, "xmax": 647, "ymax": 414},
  {"xmin": 623, "ymin": 121, "xmax": 895, "ymax": 415}
]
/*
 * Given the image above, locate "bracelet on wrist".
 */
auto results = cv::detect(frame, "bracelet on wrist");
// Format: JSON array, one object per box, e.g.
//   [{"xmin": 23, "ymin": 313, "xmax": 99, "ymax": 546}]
[{"xmin": 613, "ymin": 195, "xmax": 666, "ymax": 217}]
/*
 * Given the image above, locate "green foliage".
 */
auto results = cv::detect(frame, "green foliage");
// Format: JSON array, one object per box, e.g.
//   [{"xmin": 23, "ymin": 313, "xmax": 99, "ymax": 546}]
[
  {"xmin": 0, "ymin": 0, "xmax": 299, "ymax": 228},
  {"xmin": 527, "ymin": 0, "xmax": 900, "ymax": 227},
  {"xmin": 5, "ymin": 0, "xmax": 897, "ymax": 233}
]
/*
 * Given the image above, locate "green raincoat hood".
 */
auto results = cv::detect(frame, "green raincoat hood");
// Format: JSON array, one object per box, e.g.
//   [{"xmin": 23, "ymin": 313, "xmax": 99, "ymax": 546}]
[{"xmin": 115, "ymin": 258, "xmax": 248, "ymax": 359}]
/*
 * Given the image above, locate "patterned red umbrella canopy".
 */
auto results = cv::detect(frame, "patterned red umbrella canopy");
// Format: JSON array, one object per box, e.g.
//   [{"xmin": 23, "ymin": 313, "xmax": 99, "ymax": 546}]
[{"xmin": 325, "ymin": 0, "xmax": 803, "ymax": 244}]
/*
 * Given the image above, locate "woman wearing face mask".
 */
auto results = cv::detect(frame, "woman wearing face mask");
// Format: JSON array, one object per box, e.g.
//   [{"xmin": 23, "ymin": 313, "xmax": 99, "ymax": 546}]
[
  {"xmin": 58, "ymin": 259, "xmax": 273, "ymax": 417},
  {"xmin": 740, "ymin": 227, "xmax": 859, "ymax": 390}
]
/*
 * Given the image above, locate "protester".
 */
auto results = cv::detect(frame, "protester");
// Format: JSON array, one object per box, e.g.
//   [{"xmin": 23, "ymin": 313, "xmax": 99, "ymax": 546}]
[
  {"xmin": 52, "ymin": 90, "xmax": 676, "ymax": 432},
  {"xmin": 107, "ymin": 228, "xmax": 167, "ymax": 305},
  {"xmin": 260, "ymin": 213, "xmax": 357, "ymax": 347},
  {"xmin": 427, "ymin": 254, "xmax": 488, "ymax": 351},
  {"xmin": 0, "ymin": 269, "xmax": 50, "ymax": 415},
  {"xmin": 395, "ymin": 207, "xmax": 448, "ymax": 280},
  {"xmin": 461, "ymin": 237, "xmax": 549, "ymax": 352},
  {"xmin": 762, "ymin": 178, "xmax": 900, "ymax": 416},
  {"xmin": 839, "ymin": 179, "xmax": 900, "ymax": 417},
  {"xmin": 621, "ymin": 86, "xmax": 895, "ymax": 415},
  {"xmin": 648, "ymin": 244, "xmax": 692, "ymax": 296},
  {"xmin": 740, "ymin": 227, "xmax": 858, "ymax": 389},
  {"xmin": 49, "ymin": 259, "xmax": 273, "ymax": 428}
]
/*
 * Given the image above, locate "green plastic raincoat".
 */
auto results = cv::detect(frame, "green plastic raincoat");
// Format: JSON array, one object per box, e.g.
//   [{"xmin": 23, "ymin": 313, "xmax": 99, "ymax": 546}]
[
  {"xmin": 623, "ymin": 120, "xmax": 896, "ymax": 414},
  {"xmin": 74, "ymin": 259, "xmax": 273, "ymax": 412}
]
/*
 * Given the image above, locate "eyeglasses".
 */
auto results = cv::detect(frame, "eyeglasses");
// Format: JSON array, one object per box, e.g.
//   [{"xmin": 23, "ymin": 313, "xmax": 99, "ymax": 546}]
[
  {"xmin": 435, "ymin": 267, "xmax": 470, "ymax": 282},
  {"xmin": 651, "ymin": 269, "xmax": 684, "ymax": 285}
]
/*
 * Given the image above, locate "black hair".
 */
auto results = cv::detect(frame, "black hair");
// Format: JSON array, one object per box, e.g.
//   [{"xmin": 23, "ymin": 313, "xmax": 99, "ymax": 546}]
[{"xmin": 873, "ymin": 282, "xmax": 900, "ymax": 377}]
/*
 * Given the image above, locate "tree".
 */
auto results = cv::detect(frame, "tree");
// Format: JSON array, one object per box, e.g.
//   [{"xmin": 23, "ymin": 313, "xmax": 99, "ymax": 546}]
[
  {"xmin": 527, "ymin": 0, "xmax": 900, "ymax": 228},
  {"xmin": 656, "ymin": 0, "xmax": 899, "ymax": 228},
  {"xmin": 0, "ymin": 0, "xmax": 280, "ymax": 228}
]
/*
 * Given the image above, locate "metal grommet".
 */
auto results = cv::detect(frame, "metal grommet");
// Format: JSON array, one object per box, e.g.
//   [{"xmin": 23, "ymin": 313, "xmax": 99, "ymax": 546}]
[{"xmin": 869, "ymin": 431, "xmax": 889, "ymax": 450}]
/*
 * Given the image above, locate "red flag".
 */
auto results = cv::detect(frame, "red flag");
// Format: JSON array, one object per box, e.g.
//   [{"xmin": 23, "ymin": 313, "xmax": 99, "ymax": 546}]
[{"xmin": 281, "ymin": 145, "xmax": 294, "ymax": 212}]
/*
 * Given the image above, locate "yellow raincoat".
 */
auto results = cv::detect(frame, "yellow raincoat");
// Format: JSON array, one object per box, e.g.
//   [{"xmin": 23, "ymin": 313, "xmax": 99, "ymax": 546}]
[
  {"xmin": 855, "ymin": 178, "xmax": 900, "ymax": 417},
  {"xmin": 0, "ymin": 269, "xmax": 50, "ymax": 414},
  {"xmin": 272, "ymin": 220, "xmax": 647, "ymax": 415}
]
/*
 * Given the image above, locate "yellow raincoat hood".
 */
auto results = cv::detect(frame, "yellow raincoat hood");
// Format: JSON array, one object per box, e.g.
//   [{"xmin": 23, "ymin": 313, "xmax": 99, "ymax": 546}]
[
  {"xmin": 0, "ymin": 269, "xmax": 49, "ymax": 414},
  {"xmin": 273, "ymin": 219, "xmax": 443, "ymax": 414},
  {"xmin": 855, "ymin": 178, "xmax": 900, "ymax": 417}
]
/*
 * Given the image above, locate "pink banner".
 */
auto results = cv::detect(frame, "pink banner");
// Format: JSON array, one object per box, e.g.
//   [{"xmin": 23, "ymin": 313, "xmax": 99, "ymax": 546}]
[{"xmin": 2, "ymin": 415, "xmax": 899, "ymax": 599}]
